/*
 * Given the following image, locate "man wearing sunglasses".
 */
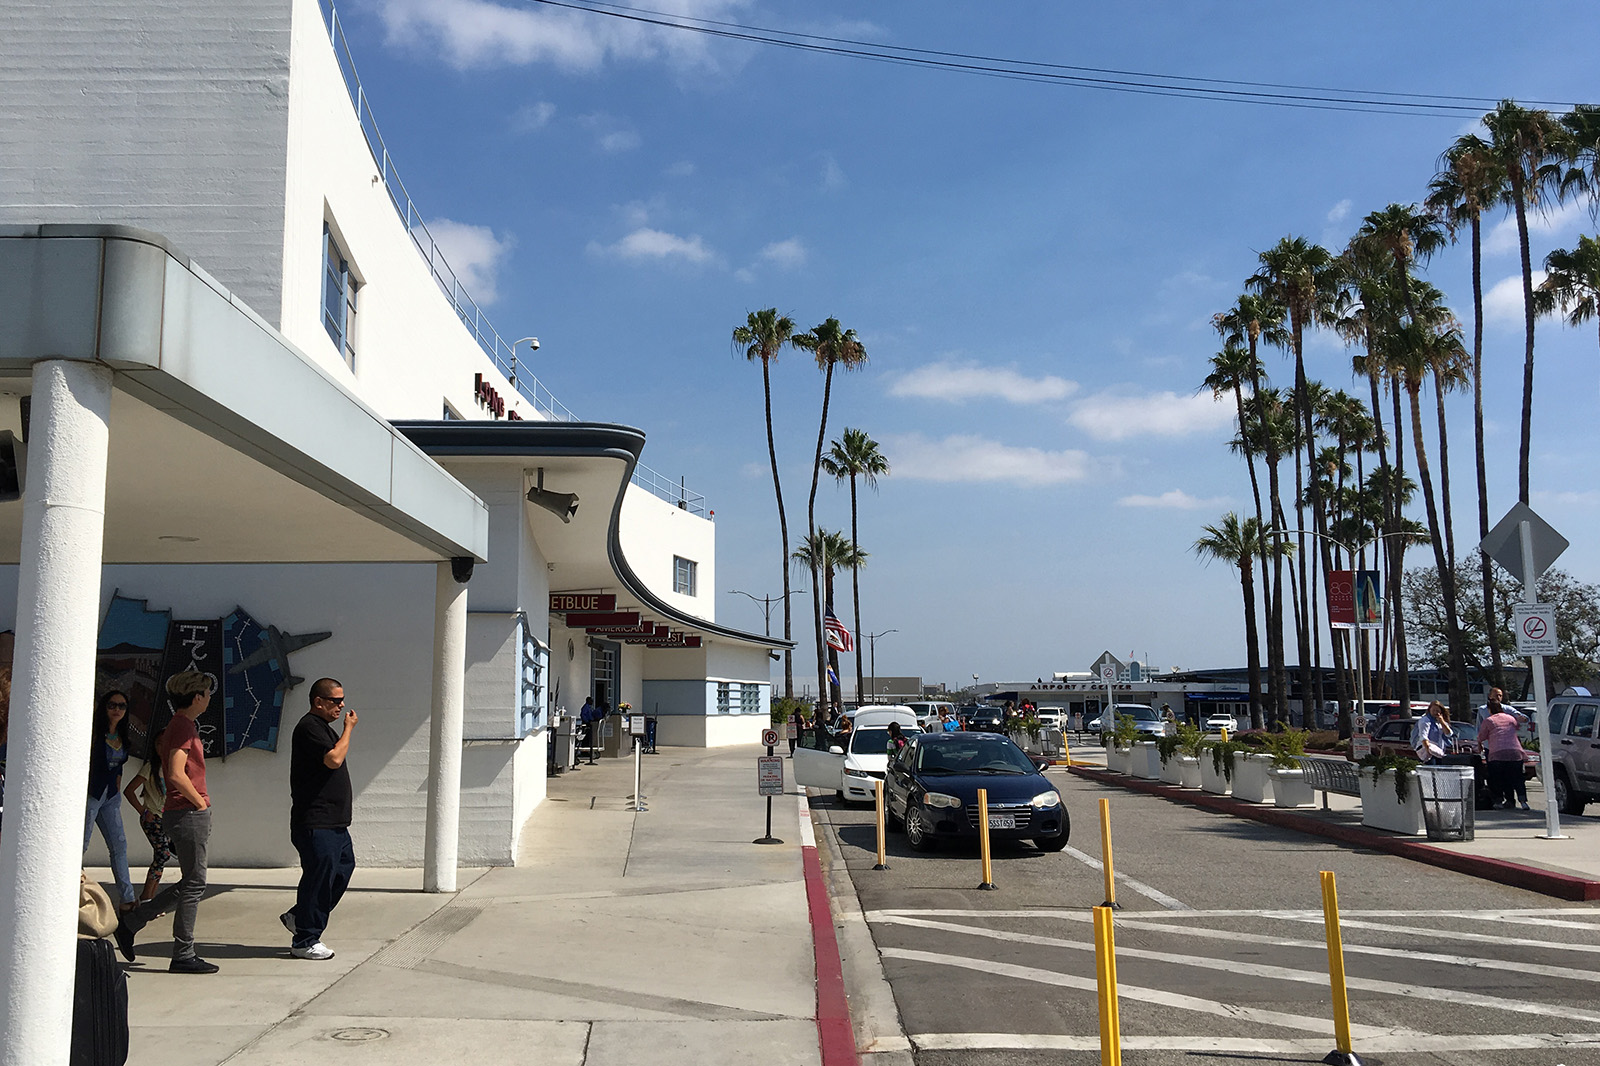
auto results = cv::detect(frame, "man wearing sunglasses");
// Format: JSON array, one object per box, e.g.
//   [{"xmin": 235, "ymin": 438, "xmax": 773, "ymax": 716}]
[{"xmin": 282, "ymin": 677, "xmax": 357, "ymax": 960}]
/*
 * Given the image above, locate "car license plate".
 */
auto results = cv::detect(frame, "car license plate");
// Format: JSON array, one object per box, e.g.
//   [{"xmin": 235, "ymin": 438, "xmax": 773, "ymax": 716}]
[{"xmin": 988, "ymin": 814, "xmax": 1016, "ymax": 829}]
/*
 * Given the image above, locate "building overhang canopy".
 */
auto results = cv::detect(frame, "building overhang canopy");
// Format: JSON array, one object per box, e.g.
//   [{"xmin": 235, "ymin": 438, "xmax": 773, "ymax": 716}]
[
  {"xmin": 396, "ymin": 420, "xmax": 791, "ymax": 654},
  {"xmin": 0, "ymin": 226, "xmax": 488, "ymax": 563}
]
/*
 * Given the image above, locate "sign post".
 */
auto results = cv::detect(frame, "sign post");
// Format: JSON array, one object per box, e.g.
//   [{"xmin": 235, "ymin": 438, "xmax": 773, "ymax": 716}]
[
  {"xmin": 628, "ymin": 714, "xmax": 647, "ymax": 812},
  {"xmin": 755, "ymin": 727, "xmax": 784, "ymax": 845},
  {"xmin": 1100, "ymin": 662, "xmax": 1117, "ymax": 731},
  {"xmin": 1482, "ymin": 503, "xmax": 1569, "ymax": 840}
]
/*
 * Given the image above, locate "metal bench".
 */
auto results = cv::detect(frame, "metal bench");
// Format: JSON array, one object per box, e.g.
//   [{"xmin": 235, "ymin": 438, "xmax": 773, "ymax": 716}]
[{"xmin": 1297, "ymin": 755, "xmax": 1362, "ymax": 810}]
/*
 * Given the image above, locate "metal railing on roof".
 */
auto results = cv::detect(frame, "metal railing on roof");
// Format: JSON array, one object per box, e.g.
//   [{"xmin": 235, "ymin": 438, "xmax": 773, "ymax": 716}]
[{"xmin": 318, "ymin": 2, "xmax": 704, "ymax": 515}]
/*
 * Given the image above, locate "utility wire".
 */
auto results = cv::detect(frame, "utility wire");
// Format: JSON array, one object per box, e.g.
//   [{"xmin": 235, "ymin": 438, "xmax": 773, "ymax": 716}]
[{"xmin": 525, "ymin": 0, "xmax": 1590, "ymax": 118}]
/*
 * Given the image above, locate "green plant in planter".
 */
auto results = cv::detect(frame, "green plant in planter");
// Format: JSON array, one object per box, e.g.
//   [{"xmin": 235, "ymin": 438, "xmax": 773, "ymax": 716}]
[
  {"xmin": 1175, "ymin": 721, "xmax": 1204, "ymax": 758},
  {"xmin": 1155, "ymin": 734, "xmax": 1181, "ymax": 766},
  {"xmin": 1205, "ymin": 738, "xmax": 1245, "ymax": 781},
  {"xmin": 1264, "ymin": 728, "xmax": 1308, "ymax": 769},
  {"xmin": 1110, "ymin": 713, "xmax": 1139, "ymax": 749},
  {"xmin": 1357, "ymin": 750, "xmax": 1420, "ymax": 803}
]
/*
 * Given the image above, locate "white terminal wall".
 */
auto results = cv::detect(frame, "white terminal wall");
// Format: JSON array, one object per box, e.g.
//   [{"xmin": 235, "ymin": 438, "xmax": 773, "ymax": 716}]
[{"xmin": 619, "ymin": 488, "xmax": 716, "ymax": 620}]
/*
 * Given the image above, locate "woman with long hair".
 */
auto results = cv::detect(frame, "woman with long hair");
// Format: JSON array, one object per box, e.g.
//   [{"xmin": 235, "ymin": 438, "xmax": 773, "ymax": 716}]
[
  {"xmin": 86, "ymin": 689, "xmax": 136, "ymax": 908},
  {"xmin": 123, "ymin": 722, "xmax": 173, "ymax": 904}
]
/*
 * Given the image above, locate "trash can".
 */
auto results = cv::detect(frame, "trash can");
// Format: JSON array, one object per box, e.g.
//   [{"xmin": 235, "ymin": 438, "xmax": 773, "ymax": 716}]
[{"xmin": 1418, "ymin": 765, "xmax": 1476, "ymax": 842}]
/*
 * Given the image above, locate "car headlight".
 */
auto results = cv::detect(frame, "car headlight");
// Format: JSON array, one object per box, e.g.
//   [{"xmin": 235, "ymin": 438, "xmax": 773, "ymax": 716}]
[
  {"xmin": 923, "ymin": 792, "xmax": 962, "ymax": 809},
  {"xmin": 1031, "ymin": 791, "xmax": 1061, "ymax": 809}
]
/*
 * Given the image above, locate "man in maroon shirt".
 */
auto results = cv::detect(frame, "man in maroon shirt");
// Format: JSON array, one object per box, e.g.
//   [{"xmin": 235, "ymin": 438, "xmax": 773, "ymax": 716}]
[{"xmin": 114, "ymin": 671, "xmax": 220, "ymax": 973}]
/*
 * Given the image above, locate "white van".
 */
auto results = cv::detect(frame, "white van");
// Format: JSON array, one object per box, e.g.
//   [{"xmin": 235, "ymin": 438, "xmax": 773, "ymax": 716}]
[
  {"xmin": 795, "ymin": 706, "xmax": 922, "ymax": 804},
  {"xmin": 904, "ymin": 700, "xmax": 957, "ymax": 730}
]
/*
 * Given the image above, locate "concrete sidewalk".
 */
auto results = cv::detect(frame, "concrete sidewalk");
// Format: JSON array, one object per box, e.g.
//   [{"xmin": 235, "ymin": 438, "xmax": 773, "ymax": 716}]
[
  {"xmin": 104, "ymin": 746, "xmax": 822, "ymax": 1066},
  {"xmin": 1066, "ymin": 741, "xmax": 1600, "ymax": 899}
]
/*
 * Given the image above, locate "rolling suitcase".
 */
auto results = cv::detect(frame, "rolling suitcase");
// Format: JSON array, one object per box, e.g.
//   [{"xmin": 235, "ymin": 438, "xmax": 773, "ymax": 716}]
[{"xmin": 71, "ymin": 936, "xmax": 129, "ymax": 1066}]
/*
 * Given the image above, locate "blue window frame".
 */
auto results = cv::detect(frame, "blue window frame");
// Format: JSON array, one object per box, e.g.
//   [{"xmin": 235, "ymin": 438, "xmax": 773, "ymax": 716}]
[{"xmin": 322, "ymin": 223, "xmax": 358, "ymax": 368}]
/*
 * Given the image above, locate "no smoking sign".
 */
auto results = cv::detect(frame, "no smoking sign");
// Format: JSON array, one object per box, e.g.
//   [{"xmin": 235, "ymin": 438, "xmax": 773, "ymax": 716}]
[{"xmin": 1514, "ymin": 602, "xmax": 1558, "ymax": 656}]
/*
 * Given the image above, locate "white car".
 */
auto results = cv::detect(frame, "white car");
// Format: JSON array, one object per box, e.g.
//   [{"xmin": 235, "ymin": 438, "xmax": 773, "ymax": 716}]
[
  {"xmin": 794, "ymin": 706, "xmax": 922, "ymax": 804},
  {"xmin": 1204, "ymin": 714, "xmax": 1238, "ymax": 733}
]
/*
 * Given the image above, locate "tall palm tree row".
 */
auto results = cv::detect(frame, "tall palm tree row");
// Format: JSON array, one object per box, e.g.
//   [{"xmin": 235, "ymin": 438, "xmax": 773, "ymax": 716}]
[{"xmin": 821, "ymin": 428, "xmax": 890, "ymax": 710}]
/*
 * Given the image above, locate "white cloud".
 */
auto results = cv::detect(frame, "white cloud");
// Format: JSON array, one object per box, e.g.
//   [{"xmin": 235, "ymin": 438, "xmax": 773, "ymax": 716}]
[
  {"xmin": 1484, "ymin": 199, "xmax": 1586, "ymax": 256},
  {"xmin": 1326, "ymin": 199, "xmax": 1353, "ymax": 224},
  {"xmin": 592, "ymin": 227, "xmax": 715, "ymax": 265},
  {"xmin": 1533, "ymin": 489, "xmax": 1600, "ymax": 507},
  {"xmin": 882, "ymin": 433, "xmax": 1094, "ymax": 487},
  {"xmin": 890, "ymin": 361, "xmax": 1078, "ymax": 405},
  {"xmin": 1483, "ymin": 270, "xmax": 1548, "ymax": 325},
  {"xmin": 665, "ymin": 160, "xmax": 696, "ymax": 178},
  {"xmin": 422, "ymin": 218, "xmax": 514, "ymax": 304},
  {"xmin": 820, "ymin": 154, "xmax": 846, "ymax": 192},
  {"xmin": 599, "ymin": 129, "xmax": 641, "ymax": 153},
  {"xmin": 377, "ymin": 0, "xmax": 744, "ymax": 72},
  {"xmin": 1067, "ymin": 390, "xmax": 1233, "ymax": 442},
  {"xmin": 1118, "ymin": 489, "xmax": 1230, "ymax": 510},
  {"xmin": 510, "ymin": 100, "xmax": 555, "ymax": 132},
  {"xmin": 758, "ymin": 238, "xmax": 807, "ymax": 269}
]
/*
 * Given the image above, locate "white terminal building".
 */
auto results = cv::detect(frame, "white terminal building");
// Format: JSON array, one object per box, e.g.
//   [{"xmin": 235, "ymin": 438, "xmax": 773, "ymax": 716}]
[{"xmin": 0, "ymin": 1, "xmax": 786, "ymax": 1060}]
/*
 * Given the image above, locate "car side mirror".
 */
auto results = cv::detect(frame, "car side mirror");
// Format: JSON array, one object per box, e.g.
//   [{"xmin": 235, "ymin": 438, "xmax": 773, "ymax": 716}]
[
  {"xmin": 1031, "ymin": 756, "xmax": 1049, "ymax": 771},
  {"xmin": 828, "ymin": 745, "xmax": 844, "ymax": 755}
]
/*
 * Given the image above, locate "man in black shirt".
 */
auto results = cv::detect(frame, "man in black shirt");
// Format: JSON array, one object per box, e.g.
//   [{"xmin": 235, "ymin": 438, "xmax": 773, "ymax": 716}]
[{"xmin": 282, "ymin": 677, "xmax": 357, "ymax": 960}]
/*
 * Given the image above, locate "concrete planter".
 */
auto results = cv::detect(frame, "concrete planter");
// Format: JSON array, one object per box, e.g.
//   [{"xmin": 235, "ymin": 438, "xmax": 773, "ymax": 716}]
[
  {"xmin": 1132, "ymin": 742, "xmax": 1161, "ymax": 780},
  {"xmin": 1158, "ymin": 752, "xmax": 1183, "ymax": 785},
  {"xmin": 1106, "ymin": 745, "xmax": 1131, "ymax": 774},
  {"xmin": 1359, "ymin": 770, "xmax": 1426, "ymax": 835},
  {"xmin": 1268, "ymin": 767, "xmax": 1314, "ymax": 808},
  {"xmin": 1175, "ymin": 755, "xmax": 1202, "ymax": 789},
  {"xmin": 1233, "ymin": 754, "xmax": 1274, "ymax": 804},
  {"xmin": 1199, "ymin": 754, "xmax": 1231, "ymax": 795}
]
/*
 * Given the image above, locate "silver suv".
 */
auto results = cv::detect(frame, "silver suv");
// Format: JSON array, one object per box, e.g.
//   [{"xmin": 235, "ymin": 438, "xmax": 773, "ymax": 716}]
[{"xmin": 1545, "ymin": 688, "xmax": 1600, "ymax": 815}]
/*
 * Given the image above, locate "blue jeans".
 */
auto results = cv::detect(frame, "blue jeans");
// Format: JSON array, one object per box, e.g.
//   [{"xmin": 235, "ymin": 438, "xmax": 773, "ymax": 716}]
[
  {"xmin": 84, "ymin": 790, "xmax": 135, "ymax": 904},
  {"xmin": 288, "ymin": 826, "xmax": 355, "ymax": 948}
]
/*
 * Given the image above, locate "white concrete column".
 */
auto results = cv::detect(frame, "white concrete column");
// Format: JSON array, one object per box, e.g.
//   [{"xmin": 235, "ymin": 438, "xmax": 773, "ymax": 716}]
[
  {"xmin": 424, "ymin": 560, "xmax": 469, "ymax": 892},
  {"xmin": 0, "ymin": 360, "xmax": 113, "ymax": 1066}
]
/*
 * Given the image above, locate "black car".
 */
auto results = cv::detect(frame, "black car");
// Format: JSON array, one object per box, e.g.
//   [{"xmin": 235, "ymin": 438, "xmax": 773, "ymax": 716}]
[
  {"xmin": 885, "ymin": 732, "xmax": 1069, "ymax": 852},
  {"xmin": 959, "ymin": 704, "xmax": 1006, "ymax": 733}
]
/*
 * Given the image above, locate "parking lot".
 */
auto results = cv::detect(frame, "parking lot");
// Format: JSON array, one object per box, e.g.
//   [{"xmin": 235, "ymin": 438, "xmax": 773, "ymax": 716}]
[{"xmin": 812, "ymin": 768, "xmax": 1600, "ymax": 1065}]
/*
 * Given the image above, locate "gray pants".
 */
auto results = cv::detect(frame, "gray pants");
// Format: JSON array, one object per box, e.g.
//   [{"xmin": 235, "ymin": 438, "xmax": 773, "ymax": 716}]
[{"xmin": 129, "ymin": 807, "xmax": 210, "ymax": 960}]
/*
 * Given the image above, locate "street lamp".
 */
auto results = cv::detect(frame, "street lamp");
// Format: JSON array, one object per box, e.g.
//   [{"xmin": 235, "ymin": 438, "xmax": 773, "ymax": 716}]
[
  {"xmin": 864, "ymin": 630, "xmax": 898, "ymax": 704},
  {"xmin": 728, "ymin": 586, "xmax": 809, "ymax": 638}
]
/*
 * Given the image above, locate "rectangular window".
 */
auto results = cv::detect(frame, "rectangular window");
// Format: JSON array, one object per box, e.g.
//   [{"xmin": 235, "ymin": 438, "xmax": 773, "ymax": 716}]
[
  {"xmin": 321, "ymin": 223, "xmax": 358, "ymax": 369},
  {"xmin": 716, "ymin": 682, "xmax": 731, "ymax": 715},
  {"xmin": 673, "ymin": 556, "xmax": 697, "ymax": 596},
  {"xmin": 740, "ymin": 683, "xmax": 762, "ymax": 715}
]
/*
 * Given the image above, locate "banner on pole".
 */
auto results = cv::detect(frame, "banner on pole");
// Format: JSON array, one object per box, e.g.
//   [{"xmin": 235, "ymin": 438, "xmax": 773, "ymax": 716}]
[{"xmin": 1328, "ymin": 569, "xmax": 1383, "ymax": 630}]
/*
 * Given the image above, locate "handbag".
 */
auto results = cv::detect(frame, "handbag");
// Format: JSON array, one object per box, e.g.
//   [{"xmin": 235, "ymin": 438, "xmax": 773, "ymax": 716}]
[{"xmin": 78, "ymin": 873, "xmax": 118, "ymax": 939}]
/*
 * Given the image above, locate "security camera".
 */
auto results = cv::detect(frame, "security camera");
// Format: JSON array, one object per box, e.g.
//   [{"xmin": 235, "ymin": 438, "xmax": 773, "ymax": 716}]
[{"xmin": 528, "ymin": 337, "xmax": 540, "ymax": 350}]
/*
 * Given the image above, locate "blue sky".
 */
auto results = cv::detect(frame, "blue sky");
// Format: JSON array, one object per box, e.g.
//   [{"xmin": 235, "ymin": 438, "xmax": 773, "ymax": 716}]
[{"xmin": 339, "ymin": 0, "xmax": 1600, "ymax": 691}]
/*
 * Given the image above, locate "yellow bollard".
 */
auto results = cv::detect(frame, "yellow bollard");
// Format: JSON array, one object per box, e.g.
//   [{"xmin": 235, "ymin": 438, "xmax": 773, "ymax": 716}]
[
  {"xmin": 976, "ymin": 788, "xmax": 996, "ymax": 890},
  {"xmin": 873, "ymin": 780, "xmax": 889, "ymax": 871},
  {"xmin": 1220, "ymin": 726, "xmax": 1229, "ymax": 743},
  {"xmin": 1098, "ymin": 797, "xmax": 1117, "ymax": 908},
  {"xmin": 1320, "ymin": 870, "xmax": 1356, "ymax": 1061},
  {"xmin": 1093, "ymin": 905, "xmax": 1122, "ymax": 1066}
]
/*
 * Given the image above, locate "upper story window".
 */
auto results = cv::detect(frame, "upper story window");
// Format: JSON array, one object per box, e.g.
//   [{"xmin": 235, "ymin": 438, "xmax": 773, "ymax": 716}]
[
  {"xmin": 322, "ymin": 223, "xmax": 359, "ymax": 369},
  {"xmin": 673, "ymin": 556, "xmax": 697, "ymax": 596}
]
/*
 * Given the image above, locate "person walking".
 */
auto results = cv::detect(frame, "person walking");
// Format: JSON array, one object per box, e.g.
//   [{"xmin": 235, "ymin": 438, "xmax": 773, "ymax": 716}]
[
  {"xmin": 282, "ymin": 678, "xmax": 357, "ymax": 961},
  {"xmin": 1479, "ymin": 697, "xmax": 1528, "ymax": 810},
  {"xmin": 85, "ymin": 690, "xmax": 136, "ymax": 911},
  {"xmin": 1410, "ymin": 701, "xmax": 1454, "ymax": 765},
  {"xmin": 122, "ymin": 739, "xmax": 172, "ymax": 906},
  {"xmin": 114, "ymin": 670, "xmax": 219, "ymax": 974}
]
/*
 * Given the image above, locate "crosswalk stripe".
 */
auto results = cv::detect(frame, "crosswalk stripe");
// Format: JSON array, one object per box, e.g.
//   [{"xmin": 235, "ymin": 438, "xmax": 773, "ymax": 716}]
[
  {"xmin": 1059, "ymin": 845, "xmax": 1192, "ymax": 910},
  {"xmin": 910, "ymin": 1032, "xmax": 1600, "ymax": 1053}
]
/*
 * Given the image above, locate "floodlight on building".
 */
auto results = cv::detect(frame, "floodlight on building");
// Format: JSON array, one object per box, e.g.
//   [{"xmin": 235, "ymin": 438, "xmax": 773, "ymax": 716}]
[{"xmin": 526, "ymin": 467, "xmax": 578, "ymax": 523}]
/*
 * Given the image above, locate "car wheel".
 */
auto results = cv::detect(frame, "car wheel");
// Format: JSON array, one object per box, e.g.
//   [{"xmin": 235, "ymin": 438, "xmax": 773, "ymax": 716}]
[
  {"xmin": 905, "ymin": 806, "xmax": 937, "ymax": 852},
  {"xmin": 1033, "ymin": 836, "xmax": 1068, "ymax": 852},
  {"xmin": 1555, "ymin": 771, "xmax": 1587, "ymax": 816}
]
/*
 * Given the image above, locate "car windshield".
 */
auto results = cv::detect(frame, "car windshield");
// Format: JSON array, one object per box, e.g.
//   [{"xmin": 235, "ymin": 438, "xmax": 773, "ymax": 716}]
[
  {"xmin": 1123, "ymin": 707, "xmax": 1159, "ymax": 721},
  {"xmin": 850, "ymin": 727, "xmax": 918, "ymax": 755},
  {"xmin": 917, "ymin": 739, "xmax": 1037, "ymax": 775}
]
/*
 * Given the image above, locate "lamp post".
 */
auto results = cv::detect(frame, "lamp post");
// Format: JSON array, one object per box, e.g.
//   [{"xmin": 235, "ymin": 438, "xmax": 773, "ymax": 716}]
[
  {"xmin": 864, "ymin": 629, "xmax": 898, "ymax": 704},
  {"xmin": 509, "ymin": 335, "xmax": 539, "ymax": 387},
  {"xmin": 728, "ymin": 587, "xmax": 808, "ymax": 639},
  {"xmin": 1265, "ymin": 528, "xmax": 1418, "ymax": 728}
]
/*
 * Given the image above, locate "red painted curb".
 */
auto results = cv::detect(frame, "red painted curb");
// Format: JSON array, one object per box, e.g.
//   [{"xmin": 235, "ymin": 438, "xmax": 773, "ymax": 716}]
[
  {"xmin": 801, "ymin": 822, "xmax": 860, "ymax": 1066},
  {"xmin": 1069, "ymin": 765, "xmax": 1600, "ymax": 902}
]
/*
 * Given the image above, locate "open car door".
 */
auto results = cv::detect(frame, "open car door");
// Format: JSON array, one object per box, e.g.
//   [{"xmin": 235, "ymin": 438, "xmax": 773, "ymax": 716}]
[{"xmin": 793, "ymin": 727, "xmax": 845, "ymax": 791}]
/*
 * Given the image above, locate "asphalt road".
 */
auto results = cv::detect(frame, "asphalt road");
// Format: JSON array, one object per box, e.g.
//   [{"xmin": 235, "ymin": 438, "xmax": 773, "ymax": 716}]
[{"xmin": 813, "ymin": 767, "xmax": 1600, "ymax": 1066}]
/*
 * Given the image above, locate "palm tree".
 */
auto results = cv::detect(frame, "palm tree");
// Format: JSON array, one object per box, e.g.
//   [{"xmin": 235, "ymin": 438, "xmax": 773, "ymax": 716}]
[
  {"xmin": 792, "ymin": 530, "xmax": 866, "ymax": 715},
  {"xmin": 1535, "ymin": 236, "xmax": 1600, "ymax": 354},
  {"xmin": 1193, "ymin": 514, "xmax": 1284, "ymax": 731},
  {"xmin": 1483, "ymin": 100, "xmax": 1565, "ymax": 504},
  {"xmin": 1248, "ymin": 238, "xmax": 1346, "ymax": 723},
  {"xmin": 793, "ymin": 319, "xmax": 867, "ymax": 714},
  {"xmin": 1240, "ymin": 387, "xmax": 1297, "ymax": 725},
  {"xmin": 820, "ymin": 428, "xmax": 890, "ymax": 708},
  {"xmin": 733, "ymin": 308, "xmax": 802, "ymax": 697},
  {"xmin": 1428, "ymin": 132, "xmax": 1508, "ymax": 689}
]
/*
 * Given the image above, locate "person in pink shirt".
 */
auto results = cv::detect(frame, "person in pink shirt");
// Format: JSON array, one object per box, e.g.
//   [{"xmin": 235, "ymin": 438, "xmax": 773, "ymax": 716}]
[{"xmin": 1480, "ymin": 694, "xmax": 1528, "ymax": 811}]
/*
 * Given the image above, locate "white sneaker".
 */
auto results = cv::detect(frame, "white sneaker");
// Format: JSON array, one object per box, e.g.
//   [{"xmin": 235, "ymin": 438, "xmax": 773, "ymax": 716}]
[{"xmin": 291, "ymin": 942, "xmax": 335, "ymax": 961}]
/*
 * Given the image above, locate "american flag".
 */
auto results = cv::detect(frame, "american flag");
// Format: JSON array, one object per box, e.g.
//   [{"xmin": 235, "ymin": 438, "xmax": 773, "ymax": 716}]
[{"xmin": 825, "ymin": 610, "xmax": 853, "ymax": 652}]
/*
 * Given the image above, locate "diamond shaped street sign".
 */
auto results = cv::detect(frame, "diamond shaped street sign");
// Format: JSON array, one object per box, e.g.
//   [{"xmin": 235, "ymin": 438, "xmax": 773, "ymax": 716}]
[{"xmin": 1480, "ymin": 502, "xmax": 1568, "ymax": 588}]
